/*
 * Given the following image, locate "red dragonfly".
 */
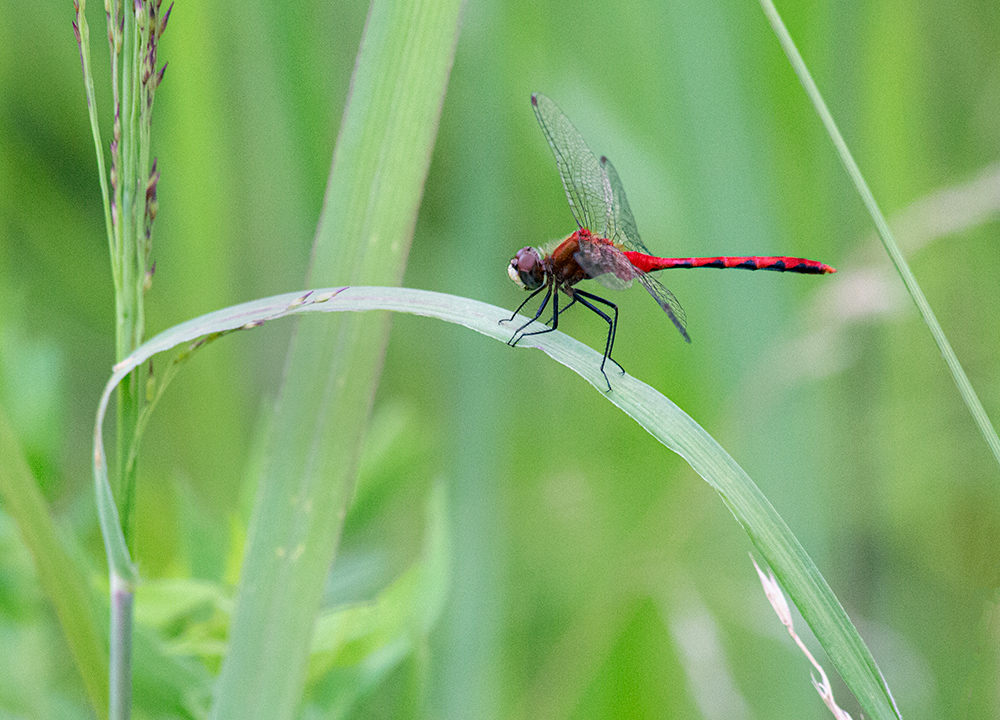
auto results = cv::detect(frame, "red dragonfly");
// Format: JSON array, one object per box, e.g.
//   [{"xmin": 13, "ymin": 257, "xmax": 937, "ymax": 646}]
[{"xmin": 507, "ymin": 93, "xmax": 835, "ymax": 390}]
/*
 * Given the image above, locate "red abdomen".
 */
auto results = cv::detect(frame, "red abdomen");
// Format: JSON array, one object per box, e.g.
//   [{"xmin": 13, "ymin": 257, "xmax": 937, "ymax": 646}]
[{"xmin": 624, "ymin": 252, "xmax": 836, "ymax": 275}]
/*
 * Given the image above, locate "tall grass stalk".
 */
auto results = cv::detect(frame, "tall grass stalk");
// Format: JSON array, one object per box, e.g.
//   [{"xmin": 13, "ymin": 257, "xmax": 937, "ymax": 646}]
[
  {"xmin": 75, "ymin": 1, "xmax": 170, "ymax": 718},
  {"xmin": 760, "ymin": 0, "xmax": 1000, "ymax": 471}
]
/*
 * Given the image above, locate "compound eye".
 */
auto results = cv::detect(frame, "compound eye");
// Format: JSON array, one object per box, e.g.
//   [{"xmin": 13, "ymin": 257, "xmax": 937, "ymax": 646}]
[
  {"xmin": 515, "ymin": 247, "xmax": 536, "ymax": 273},
  {"xmin": 509, "ymin": 247, "xmax": 543, "ymax": 290}
]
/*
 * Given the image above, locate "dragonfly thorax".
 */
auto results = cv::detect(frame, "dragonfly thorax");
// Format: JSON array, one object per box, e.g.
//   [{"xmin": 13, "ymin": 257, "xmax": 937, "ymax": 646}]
[{"xmin": 509, "ymin": 247, "xmax": 547, "ymax": 290}]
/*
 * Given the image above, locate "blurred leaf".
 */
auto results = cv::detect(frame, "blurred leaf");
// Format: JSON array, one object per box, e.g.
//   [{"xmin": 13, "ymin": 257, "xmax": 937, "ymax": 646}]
[
  {"xmin": 305, "ymin": 480, "xmax": 449, "ymax": 718},
  {"xmin": 135, "ymin": 579, "xmax": 232, "ymax": 662},
  {"xmin": 126, "ymin": 478, "xmax": 447, "ymax": 720},
  {"xmin": 131, "ymin": 625, "xmax": 213, "ymax": 720},
  {"xmin": 0, "ymin": 405, "xmax": 108, "ymax": 718},
  {"xmin": 207, "ymin": 0, "xmax": 464, "ymax": 717}
]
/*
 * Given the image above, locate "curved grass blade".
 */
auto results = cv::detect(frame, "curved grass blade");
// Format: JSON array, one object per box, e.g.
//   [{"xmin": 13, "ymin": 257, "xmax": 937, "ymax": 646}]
[{"xmin": 94, "ymin": 285, "xmax": 897, "ymax": 718}]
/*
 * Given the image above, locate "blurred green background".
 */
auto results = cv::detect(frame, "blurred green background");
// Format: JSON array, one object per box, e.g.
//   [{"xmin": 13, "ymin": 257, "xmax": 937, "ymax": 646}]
[{"xmin": 2, "ymin": 0, "xmax": 999, "ymax": 718}]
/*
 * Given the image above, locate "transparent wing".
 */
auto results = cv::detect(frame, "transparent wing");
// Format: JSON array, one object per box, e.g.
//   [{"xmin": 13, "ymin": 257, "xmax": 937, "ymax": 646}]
[
  {"xmin": 532, "ymin": 93, "xmax": 613, "ymax": 237},
  {"xmin": 596, "ymin": 155, "xmax": 687, "ymax": 337},
  {"xmin": 636, "ymin": 271, "xmax": 689, "ymax": 342},
  {"xmin": 533, "ymin": 93, "xmax": 689, "ymax": 342},
  {"xmin": 600, "ymin": 155, "xmax": 652, "ymax": 255}
]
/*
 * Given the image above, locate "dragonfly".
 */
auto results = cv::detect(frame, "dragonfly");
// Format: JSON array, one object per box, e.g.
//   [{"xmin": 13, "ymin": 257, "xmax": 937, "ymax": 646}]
[{"xmin": 506, "ymin": 92, "xmax": 836, "ymax": 390}]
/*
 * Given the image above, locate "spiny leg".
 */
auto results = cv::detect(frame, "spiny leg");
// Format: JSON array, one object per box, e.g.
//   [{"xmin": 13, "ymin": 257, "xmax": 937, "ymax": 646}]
[
  {"xmin": 507, "ymin": 282, "xmax": 555, "ymax": 347},
  {"xmin": 549, "ymin": 295, "xmax": 577, "ymax": 326},
  {"xmin": 514, "ymin": 282, "xmax": 564, "ymax": 342},
  {"xmin": 570, "ymin": 289, "xmax": 625, "ymax": 389},
  {"xmin": 503, "ymin": 284, "xmax": 548, "ymax": 326},
  {"xmin": 534, "ymin": 293, "xmax": 573, "ymax": 329},
  {"xmin": 544, "ymin": 288, "xmax": 625, "ymax": 375},
  {"xmin": 558, "ymin": 291, "xmax": 625, "ymax": 374}
]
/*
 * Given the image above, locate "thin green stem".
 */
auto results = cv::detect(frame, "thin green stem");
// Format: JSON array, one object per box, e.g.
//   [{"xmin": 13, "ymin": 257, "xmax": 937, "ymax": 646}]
[
  {"xmin": 76, "ymin": 6, "xmax": 135, "ymax": 720},
  {"xmin": 114, "ymin": 0, "xmax": 146, "ymax": 551},
  {"xmin": 74, "ymin": 0, "xmax": 118, "ymax": 284},
  {"xmin": 109, "ymin": 0, "xmax": 124, "ymax": 268},
  {"xmin": 109, "ymin": 573, "xmax": 133, "ymax": 720},
  {"xmin": 760, "ymin": 0, "xmax": 1000, "ymax": 471},
  {"xmin": 80, "ymin": 3, "xmax": 168, "ymax": 718}
]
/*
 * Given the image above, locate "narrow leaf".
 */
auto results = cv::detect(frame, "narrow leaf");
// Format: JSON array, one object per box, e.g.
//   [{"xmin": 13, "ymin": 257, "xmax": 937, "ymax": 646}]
[
  {"xmin": 94, "ymin": 285, "xmax": 894, "ymax": 718},
  {"xmin": 1, "ymin": 407, "xmax": 109, "ymax": 718},
  {"xmin": 761, "ymin": 0, "xmax": 1000, "ymax": 472}
]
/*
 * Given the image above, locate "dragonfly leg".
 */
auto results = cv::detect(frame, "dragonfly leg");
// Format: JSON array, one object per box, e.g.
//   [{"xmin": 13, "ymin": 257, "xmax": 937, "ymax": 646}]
[
  {"xmin": 503, "ymin": 284, "xmax": 548, "ymax": 326},
  {"xmin": 512, "ymin": 282, "xmax": 565, "ymax": 344},
  {"xmin": 507, "ymin": 283, "xmax": 555, "ymax": 346},
  {"xmin": 532, "ymin": 294, "xmax": 577, "ymax": 329},
  {"xmin": 570, "ymin": 289, "xmax": 625, "ymax": 390},
  {"xmin": 549, "ymin": 295, "xmax": 577, "ymax": 326}
]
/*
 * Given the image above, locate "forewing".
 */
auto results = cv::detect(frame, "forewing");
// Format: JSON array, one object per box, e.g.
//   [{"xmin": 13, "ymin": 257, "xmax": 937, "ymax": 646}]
[
  {"xmin": 532, "ymin": 93, "xmax": 613, "ymax": 236},
  {"xmin": 600, "ymin": 155, "xmax": 652, "ymax": 255},
  {"xmin": 531, "ymin": 99, "xmax": 687, "ymax": 341}
]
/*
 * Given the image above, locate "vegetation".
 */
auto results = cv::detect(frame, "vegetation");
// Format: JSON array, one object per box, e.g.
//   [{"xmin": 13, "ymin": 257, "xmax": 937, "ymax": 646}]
[{"xmin": 1, "ymin": 0, "xmax": 998, "ymax": 718}]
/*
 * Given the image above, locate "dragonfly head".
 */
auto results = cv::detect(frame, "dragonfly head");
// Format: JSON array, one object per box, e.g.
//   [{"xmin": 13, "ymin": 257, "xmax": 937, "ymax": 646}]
[{"xmin": 508, "ymin": 247, "xmax": 545, "ymax": 290}]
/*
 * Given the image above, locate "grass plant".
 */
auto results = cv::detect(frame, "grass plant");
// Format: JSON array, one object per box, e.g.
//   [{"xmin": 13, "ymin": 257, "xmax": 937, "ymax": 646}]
[{"xmin": 1, "ymin": 0, "xmax": 997, "ymax": 718}]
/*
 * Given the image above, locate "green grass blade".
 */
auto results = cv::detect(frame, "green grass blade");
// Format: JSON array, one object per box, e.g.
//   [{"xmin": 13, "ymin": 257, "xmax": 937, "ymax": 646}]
[
  {"xmin": 760, "ymin": 0, "xmax": 1000, "ymax": 471},
  {"xmin": 208, "ymin": 0, "xmax": 463, "ymax": 716},
  {"xmin": 0, "ymin": 406, "xmax": 109, "ymax": 718},
  {"xmin": 72, "ymin": 0, "xmax": 116, "ymax": 280},
  {"xmin": 94, "ymin": 284, "xmax": 897, "ymax": 718}
]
